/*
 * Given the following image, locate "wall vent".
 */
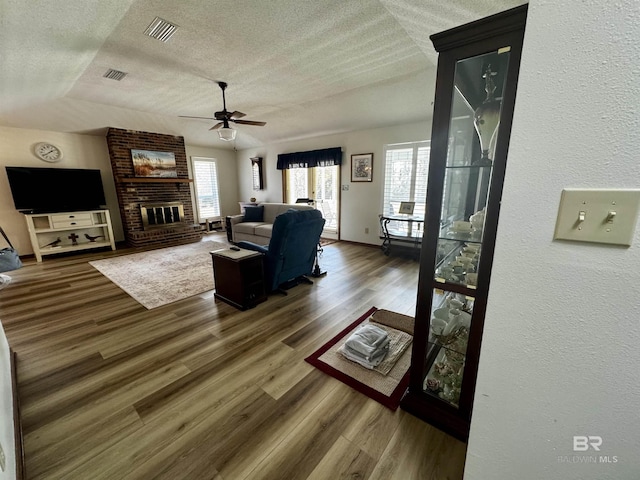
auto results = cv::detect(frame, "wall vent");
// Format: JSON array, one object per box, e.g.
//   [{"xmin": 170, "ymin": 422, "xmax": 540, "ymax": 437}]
[
  {"xmin": 144, "ymin": 17, "xmax": 178, "ymax": 42},
  {"xmin": 103, "ymin": 69, "xmax": 127, "ymax": 81}
]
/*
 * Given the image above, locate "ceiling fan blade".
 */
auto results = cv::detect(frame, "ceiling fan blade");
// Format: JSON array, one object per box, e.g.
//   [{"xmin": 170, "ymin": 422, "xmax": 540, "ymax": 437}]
[
  {"xmin": 209, "ymin": 122, "xmax": 224, "ymax": 130},
  {"xmin": 232, "ymin": 119, "xmax": 267, "ymax": 126},
  {"xmin": 229, "ymin": 111, "xmax": 246, "ymax": 119},
  {"xmin": 180, "ymin": 115, "xmax": 216, "ymax": 120}
]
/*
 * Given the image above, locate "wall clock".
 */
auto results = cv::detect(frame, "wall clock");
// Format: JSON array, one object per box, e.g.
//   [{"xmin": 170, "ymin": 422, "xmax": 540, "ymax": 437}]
[{"xmin": 34, "ymin": 142, "xmax": 63, "ymax": 163}]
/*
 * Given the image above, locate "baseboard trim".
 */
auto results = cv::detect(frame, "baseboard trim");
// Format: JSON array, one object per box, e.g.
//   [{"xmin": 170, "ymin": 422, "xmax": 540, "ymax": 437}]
[{"xmin": 337, "ymin": 239, "xmax": 380, "ymax": 249}]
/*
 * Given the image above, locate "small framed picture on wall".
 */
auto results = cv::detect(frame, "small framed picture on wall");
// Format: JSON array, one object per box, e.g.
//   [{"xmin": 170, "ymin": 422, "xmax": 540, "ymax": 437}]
[{"xmin": 351, "ymin": 153, "xmax": 373, "ymax": 182}]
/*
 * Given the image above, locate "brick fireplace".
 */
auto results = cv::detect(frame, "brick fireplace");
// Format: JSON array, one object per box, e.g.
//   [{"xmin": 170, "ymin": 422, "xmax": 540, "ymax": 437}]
[{"xmin": 106, "ymin": 128, "xmax": 203, "ymax": 248}]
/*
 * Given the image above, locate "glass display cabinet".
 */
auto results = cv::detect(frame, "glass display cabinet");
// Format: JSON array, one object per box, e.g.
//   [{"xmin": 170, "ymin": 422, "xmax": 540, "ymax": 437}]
[{"xmin": 400, "ymin": 5, "xmax": 527, "ymax": 441}]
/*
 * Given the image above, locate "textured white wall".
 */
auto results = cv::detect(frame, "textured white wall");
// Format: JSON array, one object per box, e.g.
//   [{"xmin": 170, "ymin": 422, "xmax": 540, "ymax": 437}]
[
  {"xmin": 237, "ymin": 120, "xmax": 431, "ymax": 243},
  {"xmin": 466, "ymin": 1, "xmax": 640, "ymax": 479}
]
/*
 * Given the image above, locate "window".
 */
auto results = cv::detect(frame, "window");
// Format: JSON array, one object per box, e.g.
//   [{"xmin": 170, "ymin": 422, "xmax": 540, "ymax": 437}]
[
  {"xmin": 192, "ymin": 157, "xmax": 221, "ymax": 223},
  {"xmin": 382, "ymin": 141, "xmax": 430, "ymax": 236}
]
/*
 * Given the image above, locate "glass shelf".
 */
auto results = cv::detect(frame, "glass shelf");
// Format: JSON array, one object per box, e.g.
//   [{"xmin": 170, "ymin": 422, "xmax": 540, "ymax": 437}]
[
  {"xmin": 424, "ymin": 292, "xmax": 474, "ymax": 408},
  {"xmin": 444, "ymin": 164, "xmax": 493, "ymax": 170},
  {"xmin": 423, "ymin": 339, "xmax": 469, "ymax": 408}
]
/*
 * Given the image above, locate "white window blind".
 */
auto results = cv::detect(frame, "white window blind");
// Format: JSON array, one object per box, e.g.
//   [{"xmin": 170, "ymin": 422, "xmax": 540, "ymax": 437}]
[
  {"xmin": 192, "ymin": 157, "xmax": 221, "ymax": 223},
  {"xmin": 382, "ymin": 141, "xmax": 430, "ymax": 235}
]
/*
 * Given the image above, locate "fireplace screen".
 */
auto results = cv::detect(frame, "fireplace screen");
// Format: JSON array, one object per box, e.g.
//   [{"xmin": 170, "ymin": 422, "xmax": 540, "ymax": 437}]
[{"xmin": 140, "ymin": 202, "xmax": 185, "ymax": 229}]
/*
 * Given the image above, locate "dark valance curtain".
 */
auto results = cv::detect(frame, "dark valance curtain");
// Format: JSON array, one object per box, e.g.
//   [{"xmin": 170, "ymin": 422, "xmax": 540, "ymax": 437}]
[{"xmin": 276, "ymin": 147, "xmax": 342, "ymax": 170}]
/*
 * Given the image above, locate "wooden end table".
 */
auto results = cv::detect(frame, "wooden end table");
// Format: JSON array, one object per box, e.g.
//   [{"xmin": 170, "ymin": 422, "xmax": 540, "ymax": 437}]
[{"xmin": 210, "ymin": 248, "xmax": 267, "ymax": 310}]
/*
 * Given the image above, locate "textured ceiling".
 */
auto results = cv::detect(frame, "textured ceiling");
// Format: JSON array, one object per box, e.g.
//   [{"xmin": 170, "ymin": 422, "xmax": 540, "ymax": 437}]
[{"xmin": 0, "ymin": 0, "xmax": 525, "ymax": 149}]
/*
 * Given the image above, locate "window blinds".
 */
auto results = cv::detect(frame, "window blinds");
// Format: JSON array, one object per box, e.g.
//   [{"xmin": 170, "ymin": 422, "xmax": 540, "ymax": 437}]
[
  {"xmin": 382, "ymin": 141, "xmax": 430, "ymax": 216},
  {"xmin": 192, "ymin": 158, "xmax": 221, "ymax": 222}
]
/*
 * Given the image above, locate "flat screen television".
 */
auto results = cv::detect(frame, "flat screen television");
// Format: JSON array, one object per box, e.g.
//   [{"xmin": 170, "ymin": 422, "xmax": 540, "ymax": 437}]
[{"xmin": 5, "ymin": 166, "xmax": 107, "ymax": 213}]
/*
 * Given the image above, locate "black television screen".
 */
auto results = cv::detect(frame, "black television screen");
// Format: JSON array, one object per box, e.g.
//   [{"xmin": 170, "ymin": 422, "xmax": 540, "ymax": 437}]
[{"xmin": 5, "ymin": 166, "xmax": 107, "ymax": 213}]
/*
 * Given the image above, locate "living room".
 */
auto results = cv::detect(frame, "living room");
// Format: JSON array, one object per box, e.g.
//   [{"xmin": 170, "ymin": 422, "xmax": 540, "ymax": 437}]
[{"xmin": 1, "ymin": 1, "xmax": 639, "ymax": 480}]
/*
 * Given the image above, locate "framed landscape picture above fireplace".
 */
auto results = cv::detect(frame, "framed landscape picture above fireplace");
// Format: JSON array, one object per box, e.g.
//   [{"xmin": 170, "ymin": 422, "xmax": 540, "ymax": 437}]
[{"xmin": 131, "ymin": 149, "xmax": 178, "ymax": 178}]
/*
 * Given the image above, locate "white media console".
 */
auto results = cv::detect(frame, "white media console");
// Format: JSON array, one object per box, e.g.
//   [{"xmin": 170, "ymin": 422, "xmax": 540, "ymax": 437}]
[{"xmin": 24, "ymin": 209, "xmax": 116, "ymax": 262}]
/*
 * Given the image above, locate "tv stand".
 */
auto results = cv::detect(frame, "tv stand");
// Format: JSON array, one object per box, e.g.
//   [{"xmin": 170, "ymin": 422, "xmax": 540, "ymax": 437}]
[{"xmin": 24, "ymin": 209, "xmax": 116, "ymax": 262}]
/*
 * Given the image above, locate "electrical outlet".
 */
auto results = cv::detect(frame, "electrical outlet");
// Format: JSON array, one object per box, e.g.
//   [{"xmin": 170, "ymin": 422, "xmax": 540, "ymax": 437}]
[
  {"xmin": 0, "ymin": 441, "xmax": 5, "ymax": 472},
  {"xmin": 365, "ymin": 227, "xmax": 369, "ymax": 234}
]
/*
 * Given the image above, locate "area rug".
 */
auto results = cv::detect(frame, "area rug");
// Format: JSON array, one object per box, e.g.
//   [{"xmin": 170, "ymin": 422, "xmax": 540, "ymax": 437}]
[
  {"xmin": 89, "ymin": 240, "xmax": 227, "ymax": 309},
  {"xmin": 305, "ymin": 307, "xmax": 414, "ymax": 410},
  {"xmin": 319, "ymin": 238, "xmax": 337, "ymax": 247}
]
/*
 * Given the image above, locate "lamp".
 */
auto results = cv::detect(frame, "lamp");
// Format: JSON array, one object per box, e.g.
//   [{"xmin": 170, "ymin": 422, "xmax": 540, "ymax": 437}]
[
  {"xmin": 218, "ymin": 120, "xmax": 236, "ymax": 141},
  {"xmin": 473, "ymin": 64, "xmax": 501, "ymax": 166}
]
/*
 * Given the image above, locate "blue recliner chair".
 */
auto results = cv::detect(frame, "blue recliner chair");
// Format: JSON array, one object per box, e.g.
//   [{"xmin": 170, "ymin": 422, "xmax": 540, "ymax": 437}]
[{"xmin": 237, "ymin": 209, "xmax": 325, "ymax": 293}]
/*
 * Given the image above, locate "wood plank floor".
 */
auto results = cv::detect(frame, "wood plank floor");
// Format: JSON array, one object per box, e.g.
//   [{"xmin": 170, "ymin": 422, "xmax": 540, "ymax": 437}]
[{"xmin": 0, "ymin": 235, "xmax": 467, "ymax": 480}]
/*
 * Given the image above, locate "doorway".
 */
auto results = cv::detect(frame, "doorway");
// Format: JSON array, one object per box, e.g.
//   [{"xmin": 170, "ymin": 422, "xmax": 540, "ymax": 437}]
[{"xmin": 284, "ymin": 165, "xmax": 339, "ymax": 239}]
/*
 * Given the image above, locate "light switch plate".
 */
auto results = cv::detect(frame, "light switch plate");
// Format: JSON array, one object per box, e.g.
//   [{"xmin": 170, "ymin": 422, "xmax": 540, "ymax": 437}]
[{"xmin": 554, "ymin": 189, "xmax": 640, "ymax": 246}]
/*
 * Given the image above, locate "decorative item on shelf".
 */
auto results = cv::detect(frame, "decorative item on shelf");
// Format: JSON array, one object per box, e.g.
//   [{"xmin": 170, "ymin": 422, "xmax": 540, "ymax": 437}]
[
  {"xmin": 470, "ymin": 207, "xmax": 486, "ymax": 237},
  {"xmin": 41, "ymin": 237, "xmax": 62, "ymax": 249},
  {"xmin": 84, "ymin": 233, "xmax": 104, "ymax": 243},
  {"xmin": 431, "ymin": 325, "xmax": 469, "ymax": 348},
  {"xmin": 68, "ymin": 233, "xmax": 79, "ymax": 246},
  {"xmin": 449, "ymin": 220, "xmax": 473, "ymax": 235},
  {"xmin": 131, "ymin": 149, "xmax": 177, "ymax": 178},
  {"xmin": 251, "ymin": 157, "xmax": 264, "ymax": 190},
  {"xmin": 426, "ymin": 378, "xmax": 440, "ymax": 392},
  {"xmin": 351, "ymin": 153, "xmax": 373, "ymax": 182},
  {"xmin": 428, "ymin": 358, "xmax": 464, "ymax": 406},
  {"xmin": 33, "ymin": 142, "xmax": 63, "ymax": 163},
  {"xmin": 473, "ymin": 65, "xmax": 502, "ymax": 166},
  {"xmin": 249, "ymin": 197, "xmax": 257, "ymax": 202}
]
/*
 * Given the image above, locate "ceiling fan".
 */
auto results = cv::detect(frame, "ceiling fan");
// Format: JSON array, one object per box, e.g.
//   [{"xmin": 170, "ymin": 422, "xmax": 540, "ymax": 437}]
[{"xmin": 180, "ymin": 81, "xmax": 266, "ymax": 141}]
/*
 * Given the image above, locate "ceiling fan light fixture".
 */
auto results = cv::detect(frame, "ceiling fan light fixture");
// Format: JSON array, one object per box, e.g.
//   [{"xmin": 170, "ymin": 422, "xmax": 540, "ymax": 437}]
[{"xmin": 218, "ymin": 127, "xmax": 236, "ymax": 141}]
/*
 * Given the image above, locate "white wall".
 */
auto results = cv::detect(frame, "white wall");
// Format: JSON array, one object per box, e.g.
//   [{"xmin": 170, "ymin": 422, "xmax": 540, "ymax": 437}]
[
  {"xmin": 466, "ymin": 1, "xmax": 640, "ymax": 478},
  {"xmin": 237, "ymin": 121, "xmax": 430, "ymax": 243},
  {"xmin": 0, "ymin": 321, "xmax": 16, "ymax": 480},
  {"xmin": 0, "ymin": 126, "xmax": 123, "ymax": 256},
  {"xmin": 184, "ymin": 145, "xmax": 239, "ymax": 221}
]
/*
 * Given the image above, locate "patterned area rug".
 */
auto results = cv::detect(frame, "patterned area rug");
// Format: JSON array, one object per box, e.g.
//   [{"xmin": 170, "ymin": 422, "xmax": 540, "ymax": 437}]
[
  {"xmin": 305, "ymin": 307, "xmax": 414, "ymax": 410},
  {"xmin": 89, "ymin": 240, "xmax": 227, "ymax": 309},
  {"xmin": 319, "ymin": 238, "xmax": 337, "ymax": 247}
]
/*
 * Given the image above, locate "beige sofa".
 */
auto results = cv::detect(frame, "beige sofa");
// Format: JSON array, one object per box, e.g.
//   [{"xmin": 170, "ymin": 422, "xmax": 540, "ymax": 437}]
[{"xmin": 228, "ymin": 203, "xmax": 315, "ymax": 244}]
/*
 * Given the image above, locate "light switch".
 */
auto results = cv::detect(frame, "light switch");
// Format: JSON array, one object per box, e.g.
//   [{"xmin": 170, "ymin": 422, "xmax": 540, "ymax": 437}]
[{"xmin": 554, "ymin": 189, "xmax": 640, "ymax": 246}]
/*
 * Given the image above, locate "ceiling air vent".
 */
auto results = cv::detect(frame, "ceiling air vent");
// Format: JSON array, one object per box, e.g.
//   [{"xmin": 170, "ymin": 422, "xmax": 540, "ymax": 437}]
[
  {"xmin": 103, "ymin": 69, "xmax": 127, "ymax": 81},
  {"xmin": 144, "ymin": 17, "xmax": 178, "ymax": 42}
]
